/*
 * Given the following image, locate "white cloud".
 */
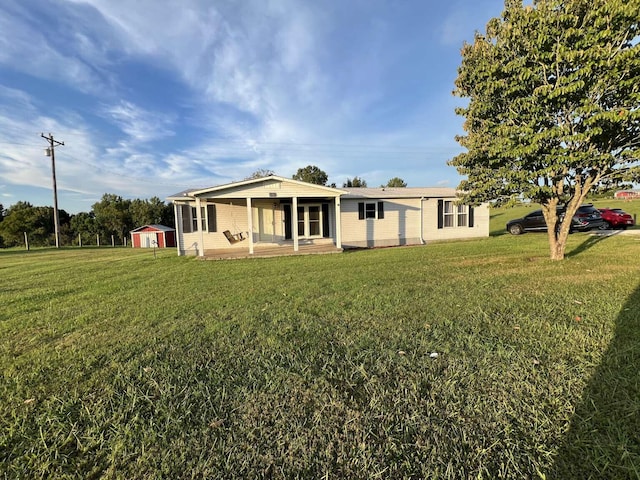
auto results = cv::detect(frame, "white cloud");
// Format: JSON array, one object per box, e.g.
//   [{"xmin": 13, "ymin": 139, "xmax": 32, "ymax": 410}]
[
  {"xmin": 101, "ymin": 101, "xmax": 175, "ymax": 143},
  {"xmin": 0, "ymin": 4, "xmax": 109, "ymax": 95}
]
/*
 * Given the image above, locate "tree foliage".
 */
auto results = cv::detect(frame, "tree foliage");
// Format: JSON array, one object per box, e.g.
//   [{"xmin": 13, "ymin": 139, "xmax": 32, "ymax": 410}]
[
  {"xmin": 244, "ymin": 169, "xmax": 275, "ymax": 180},
  {"xmin": 292, "ymin": 165, "xmax": 329, "ymax": 185},
  {"xmin": 449, "ymin": 0, "xmax": 640, "ymax": 259},
  {"xmin": 92, "ymin": 194, "xmax": 132, "ymax": 243},
  {"xmin": 384, "ymin": 177, "xmax": 407, "ymax": 188},
  {"xmin": 343, "ymin": 176, "xmax": 368, "ymax": 187},
  {"xmin": 0, "ymin": 202, "xmax": 71, "ymax": 247},
  {"xmin": 0, "ymin": 195, "xmax": 174, "ymax": 248}
]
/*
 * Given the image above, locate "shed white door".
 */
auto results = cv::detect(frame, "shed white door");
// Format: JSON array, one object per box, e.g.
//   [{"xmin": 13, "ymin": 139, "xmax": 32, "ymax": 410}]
[{"xmin": 139, "ymin": 232, "xmax": 157, "ymax": 248}]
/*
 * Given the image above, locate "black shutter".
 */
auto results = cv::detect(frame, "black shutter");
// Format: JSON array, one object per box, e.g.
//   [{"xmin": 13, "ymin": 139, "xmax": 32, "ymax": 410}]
[
  {"xmin": 469, "ymin": 206, "xmax": 474, "ymax": 228},
  {"xmin": 207, "ymin": 204, "xmax": 217, "ymax": 232},
  {"xmin": 377, "ymin": 201, "xmax": 384, "ymax": 219},
  {"xmin": 283, "ymin": 204, "xmax": 292, "ymax": 240},
  {"xmin": 437, "ymin": 200, "xmax": 443, "ymax": 229},
  {"xmin": 358, "ymin": 202, "xmax": 365, "ymax": 220},
  {"xmin": 181, "ymin": 205, "xmax": 192, "ymax": 233},
  {"xmin": 322, "ymin": 203, "xmax": 330, "ymax": 238}
]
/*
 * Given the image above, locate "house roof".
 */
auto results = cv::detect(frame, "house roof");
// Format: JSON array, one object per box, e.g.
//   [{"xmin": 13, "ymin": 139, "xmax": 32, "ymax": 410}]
[
  {"xmin": 340, "ymin": 187, "xmax": 459, "ymax": 199},
  {"xmin": 167, "ymin": 175, "xmax": 345, "ymax": 200},
  {"xmin": 130, "ymin": 224, "xmax": 176, "ymax": 233}
]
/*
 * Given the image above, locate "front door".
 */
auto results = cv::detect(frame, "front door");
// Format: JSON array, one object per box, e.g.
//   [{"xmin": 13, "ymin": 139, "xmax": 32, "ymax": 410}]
[{"xmin": 257, "ymin": 204, "xmax": 275, "ymax": 242}]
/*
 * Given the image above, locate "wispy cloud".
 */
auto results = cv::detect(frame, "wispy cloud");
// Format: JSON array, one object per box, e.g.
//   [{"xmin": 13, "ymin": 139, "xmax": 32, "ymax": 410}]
[{"xmin": 102, "ymin": 101, "xmax": 175, "ymax": 143}]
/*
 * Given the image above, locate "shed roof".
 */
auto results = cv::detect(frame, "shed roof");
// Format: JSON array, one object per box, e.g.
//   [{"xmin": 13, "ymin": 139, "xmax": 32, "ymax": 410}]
[{"xmin": 130, "ymin": 224, "xmax": 176, "ymax": 233}]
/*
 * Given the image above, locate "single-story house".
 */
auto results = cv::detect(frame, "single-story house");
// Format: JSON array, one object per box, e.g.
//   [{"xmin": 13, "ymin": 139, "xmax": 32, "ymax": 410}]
[
  {"xmin": 166, "ymin": 175, "xmax": 489, "ymax": 257},
  {"xmin": 130, "ymin": 224, "xmax": 176, "ymax": 248}
]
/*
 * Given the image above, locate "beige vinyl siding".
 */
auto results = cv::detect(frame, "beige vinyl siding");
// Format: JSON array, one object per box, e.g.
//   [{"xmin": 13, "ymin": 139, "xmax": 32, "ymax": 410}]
[
  {"xmin": 422, "ymin": 199, "xmax": 490, "ymax": 241},
  {"xmin": 340, "ymin": 198, "xmax": 423, "ymax": 248},
  {"xmin": 177, "ymin": 201, "xmax": 252, "ymax": 255},
  {"xmin": 198, "ymin": 178, "xmax": 338, "ymax": 200}
]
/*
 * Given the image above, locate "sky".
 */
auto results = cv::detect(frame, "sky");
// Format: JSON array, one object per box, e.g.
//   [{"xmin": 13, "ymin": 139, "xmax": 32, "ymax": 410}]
[{"xmin": 0, "ymin": 0, "xmax": 506, "ymax": 214}]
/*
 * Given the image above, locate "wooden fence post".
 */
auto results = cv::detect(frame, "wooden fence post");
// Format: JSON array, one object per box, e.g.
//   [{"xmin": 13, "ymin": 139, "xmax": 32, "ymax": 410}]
[{"xmin": 24, "ymin": 232, "xmax": 29, "ymax": 251}]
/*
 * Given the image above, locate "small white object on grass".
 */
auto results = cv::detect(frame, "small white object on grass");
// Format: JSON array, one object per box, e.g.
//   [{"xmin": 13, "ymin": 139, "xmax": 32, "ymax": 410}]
[{"xmin": 430, "ymin": 352, "xmax": 439, "ymax": 359}]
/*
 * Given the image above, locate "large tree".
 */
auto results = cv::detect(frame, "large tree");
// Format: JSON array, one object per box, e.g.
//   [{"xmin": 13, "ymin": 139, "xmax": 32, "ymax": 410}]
[
  {"xmin": 92, "ymin": 194, "xmax": 133, "ymax": 244},
  {"xmin": 343, "ymin": 176, "xmax": 368, "ymax": 187},
  {"xmin": 292, "ymin": 165, "xmax": 329, "ymax": 185},
  {"xmin": 449, "ymin": 0, "xmax": 640, "ymax": 260},
  {"xmin": 0, "ymin": 202, "xmax": 71, "ymax": 247},
  {"xmin": 384, "ymin": 177, "xmax": 407, "ymax": 188},
  {"xmin": 244, "ymin": 169, "xmax": 275, "ymax": 180},
  {"xmin": 130, "ymin": 197, "xmax": 174, "ymax": 227}
]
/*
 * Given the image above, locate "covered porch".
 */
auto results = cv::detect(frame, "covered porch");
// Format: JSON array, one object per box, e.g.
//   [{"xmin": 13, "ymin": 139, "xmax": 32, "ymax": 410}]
[
  {"xmin": 201, "ymin": 239, "xmax": 343, "ymax": 260},
  {"xmin": 169, "ymin": 176, "xmax": 345, "ymax": 258}
]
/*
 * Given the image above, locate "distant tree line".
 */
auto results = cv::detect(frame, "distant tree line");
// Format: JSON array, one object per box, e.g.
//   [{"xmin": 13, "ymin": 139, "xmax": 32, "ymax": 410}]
[
  {"xmin": 0, "ymin": 195, "xmax": 174, "ymax": 248},
  {"xmin": 249, "ymin": 165, "xmax": 406, "ymax": 190}
]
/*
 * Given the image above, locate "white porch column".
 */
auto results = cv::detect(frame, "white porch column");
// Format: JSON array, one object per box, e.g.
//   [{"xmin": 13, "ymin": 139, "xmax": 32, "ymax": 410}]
[
  {"xmin": 195, "ymin": 197, "xmax": 204, "ymax": 257},
  {"xmin": 174, "ymin": 203, "xmax": 182, "ymax": 256},
  {"xmin": 335, "ymin": 197, "xmax": 342, "ymax": 249},
  {"xmin": 292, "ymin": 196, "xmax": 299, "ymax": 252},
  {"xmin": 246, "ymin": 197, "xmax": 254, "ymax": 254}
]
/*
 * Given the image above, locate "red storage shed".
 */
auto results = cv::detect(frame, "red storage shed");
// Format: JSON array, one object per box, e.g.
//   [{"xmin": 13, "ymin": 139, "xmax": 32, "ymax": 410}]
[{"xmin": 130, "ymin": 225, "xmax": 176, "ymax": 248}]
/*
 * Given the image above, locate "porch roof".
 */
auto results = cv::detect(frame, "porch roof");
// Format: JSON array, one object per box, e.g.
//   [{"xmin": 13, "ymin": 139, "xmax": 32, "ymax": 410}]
[{"xmin": 167, "ymin": 175, "xmax": 344, "ymax": 201}]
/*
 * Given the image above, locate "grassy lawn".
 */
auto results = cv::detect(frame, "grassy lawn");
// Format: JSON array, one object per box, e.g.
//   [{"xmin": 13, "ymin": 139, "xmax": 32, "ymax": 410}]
[{"xmin": 1, "ymin": 208, "xmax": 639, "ymax": 478}]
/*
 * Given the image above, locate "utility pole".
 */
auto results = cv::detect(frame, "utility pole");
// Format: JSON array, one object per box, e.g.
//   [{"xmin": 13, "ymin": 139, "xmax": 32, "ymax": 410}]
[{"xmin": 42, "ymin": 133, "xmax": 64, "ymax": 248}]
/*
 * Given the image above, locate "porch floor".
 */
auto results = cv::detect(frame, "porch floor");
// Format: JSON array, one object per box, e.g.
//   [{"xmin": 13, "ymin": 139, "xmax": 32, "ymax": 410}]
[{"xmin": 201, "ymin": 242, "xmax": 343, "ymax": 260}]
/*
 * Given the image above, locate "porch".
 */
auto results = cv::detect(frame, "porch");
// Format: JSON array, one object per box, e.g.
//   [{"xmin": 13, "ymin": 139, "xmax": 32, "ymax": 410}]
[{"xmin": 201, "ymin": 239, "xmax": 343, "ymax": 260}]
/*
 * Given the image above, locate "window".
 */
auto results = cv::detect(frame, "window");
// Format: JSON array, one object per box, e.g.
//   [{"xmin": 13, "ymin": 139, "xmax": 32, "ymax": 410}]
[
  {"xmin": 437, "ymin": 200, "xmax": 475, "ymax": 229},
  {"xmin": 297, "ymin": 205, "xmax": 323, "ymax": 237},
  {"xmin": 181, "ymin": 204, "xmax": 215, "ymax": 233},
  {"xmin": 358, "ymin": 202, "xmax": 383, "ymax": 220},
  {"xmin": 457, "ymin": 204, "xmax": 467, "ymax": 227},
  {"xmin": 443, "ymin": 201, "xmax": 455, "ymax": 227},
  {"xmin": 191, "ymin": 207, "xmax": 199, "ymax": 232},
  {"xmin": 365, "ymin": 203, "xmax": 376, "ymax": 219}
]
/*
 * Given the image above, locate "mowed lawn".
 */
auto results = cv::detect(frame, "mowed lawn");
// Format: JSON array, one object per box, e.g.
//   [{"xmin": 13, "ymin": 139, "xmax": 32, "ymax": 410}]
[{"xmin": 1, "ymin": 207, "xmax": 640, "ymax": 479}]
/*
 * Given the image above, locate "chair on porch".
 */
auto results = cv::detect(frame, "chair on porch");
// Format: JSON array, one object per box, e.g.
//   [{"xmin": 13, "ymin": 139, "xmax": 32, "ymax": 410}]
[{"xmin": 223, "ymin": 230, "xmax": 245, "ymax": 243}]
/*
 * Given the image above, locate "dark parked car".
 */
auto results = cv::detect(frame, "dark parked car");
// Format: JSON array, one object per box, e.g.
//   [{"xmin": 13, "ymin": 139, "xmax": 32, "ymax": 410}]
[
  {"xmin": 506, "ymin": 205, "xmax": 604, "ymax": 235},
  {"xmin": 598, "ymin": 208, "xmax": 635, "ymax": 229}
]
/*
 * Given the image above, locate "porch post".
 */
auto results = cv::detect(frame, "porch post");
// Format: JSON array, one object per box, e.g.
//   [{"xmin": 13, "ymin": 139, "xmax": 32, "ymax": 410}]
[
  {"xmin": 292, "ymin": 196, "xmax": 299, "ymax": 252},
  {"xmin": 246, "ymin": 197, "xmax": 254, "ymax": 254},
  {"xmin": 195, "ymin": 197, "xmax": 204, "ymax": 257},
  {"xmin": 174, "ymin": 203, "xmax": 182, "ymax": 256},
  {"xmin": 335, "ymin": 197, "xmax": 342, "ymax": 249}
]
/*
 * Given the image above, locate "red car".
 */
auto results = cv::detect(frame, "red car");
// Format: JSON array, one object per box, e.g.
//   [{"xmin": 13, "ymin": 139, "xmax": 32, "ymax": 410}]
[{"xmin": 597, "ymin": 208, "xmax": 635, "ymax": 229}]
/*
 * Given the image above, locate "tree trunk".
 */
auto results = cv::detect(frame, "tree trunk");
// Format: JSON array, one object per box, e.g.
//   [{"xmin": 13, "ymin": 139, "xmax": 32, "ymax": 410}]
[
  {"xmin": 542, "ymin": 200, "xmax": 571, "ymax": 261},
  {"xmin": 548, "ymin": 233, "xmax": 567, "ymax": 260}
]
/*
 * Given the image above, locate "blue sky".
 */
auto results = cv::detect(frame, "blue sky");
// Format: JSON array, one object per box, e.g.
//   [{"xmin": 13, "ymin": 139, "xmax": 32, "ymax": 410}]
[{"xmin": 0, "ymin": 0, "xmax": 505, "ymax": 214}]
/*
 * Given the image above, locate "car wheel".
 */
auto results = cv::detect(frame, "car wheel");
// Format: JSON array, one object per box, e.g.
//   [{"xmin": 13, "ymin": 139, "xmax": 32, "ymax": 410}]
[
  {"xmin": 508, "ymin": 224, "xmax": 524, "ymax": 235},
  {"xmin": 599, "ymin": 221, "xmax": 610, "ymax": 230}
]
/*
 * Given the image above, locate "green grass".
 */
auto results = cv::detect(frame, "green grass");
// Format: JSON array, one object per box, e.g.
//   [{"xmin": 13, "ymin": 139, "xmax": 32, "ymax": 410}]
[{"xmin": 1, "ymin": 217, "xmax": 640, "ymax": 479}]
